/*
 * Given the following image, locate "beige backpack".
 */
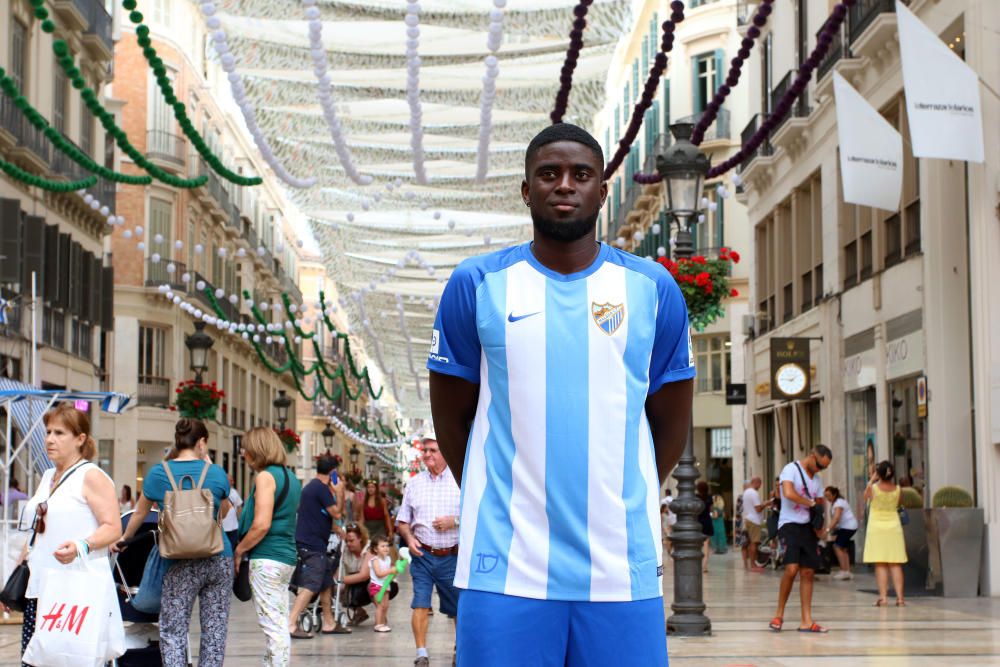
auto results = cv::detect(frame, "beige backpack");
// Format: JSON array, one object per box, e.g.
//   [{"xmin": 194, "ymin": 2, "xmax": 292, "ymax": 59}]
[{"xmin": 158, "ymin": 461, "xmax": 223, "ymax": 559}]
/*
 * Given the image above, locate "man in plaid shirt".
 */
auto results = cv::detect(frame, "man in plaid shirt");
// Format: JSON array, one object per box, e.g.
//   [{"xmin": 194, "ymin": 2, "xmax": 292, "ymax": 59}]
[{"xmin": 396, "ymin": 432, "xmax": 461, "ymax": 667}]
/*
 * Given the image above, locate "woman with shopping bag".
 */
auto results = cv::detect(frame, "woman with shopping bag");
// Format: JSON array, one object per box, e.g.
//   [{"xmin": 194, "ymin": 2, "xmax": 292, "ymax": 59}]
[{"xmin": 11, "ymin": 403, "xmax": 124, "ymax": 666}]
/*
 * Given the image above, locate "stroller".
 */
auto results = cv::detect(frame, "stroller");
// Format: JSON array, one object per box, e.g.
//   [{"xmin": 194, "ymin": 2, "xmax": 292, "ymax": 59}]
[
  {"xmin": 111, "ymin": 509, "xmax": 191, "ymax": 667},
  {"xmin": 294, "ymin": 533, "xmax": 350, "ymax": 634}
]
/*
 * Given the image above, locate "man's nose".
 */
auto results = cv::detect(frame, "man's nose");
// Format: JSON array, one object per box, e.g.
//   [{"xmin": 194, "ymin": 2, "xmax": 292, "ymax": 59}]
[{"xmin": 554, "ymin": 171, "xmax": 575, "ymax": 192}]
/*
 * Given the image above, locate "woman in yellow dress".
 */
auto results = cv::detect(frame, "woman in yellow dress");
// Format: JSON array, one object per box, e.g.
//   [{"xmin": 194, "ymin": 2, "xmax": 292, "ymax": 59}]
[{"xmin": 863, "ymin": 460, "xmax": 908, "ymax": 606}]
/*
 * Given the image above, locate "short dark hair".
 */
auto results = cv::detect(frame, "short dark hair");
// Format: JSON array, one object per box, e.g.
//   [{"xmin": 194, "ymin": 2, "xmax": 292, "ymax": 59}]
[
  {"xmin": 813, "ymin": 444, "xmax": 833, "ymax": 460},
  {"xmin": 316, "ymin": 455, "xmax": 337, "ymax": 475},
  {"xmin": 876, "ymin": 460, "xmax": 895, "ymax": 482},
  {"xmin": 525, "ymin": 123, "xmax": 604, "ymax": 178}
]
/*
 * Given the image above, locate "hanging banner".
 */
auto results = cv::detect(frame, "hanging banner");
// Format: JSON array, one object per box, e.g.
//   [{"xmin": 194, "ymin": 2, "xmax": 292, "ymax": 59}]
[
  {"xmin": 833, "ymin": 72, "xmax": 903, "ymax": 212},
  {"xmin": 896, "ymin": 1, "xmax": 985, "ymax": 163}
]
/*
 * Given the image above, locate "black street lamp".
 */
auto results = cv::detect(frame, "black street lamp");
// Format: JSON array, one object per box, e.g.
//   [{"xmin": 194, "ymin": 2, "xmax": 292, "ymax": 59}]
[
  {"xmin": 349, "ymin": 444, "xmax": 360, "ymax": 475},
  {"xmin": 273, "ymin": 389, "xmax": 292, "ymax": 431},
  {"xmin": 366, "ymin": 455, "xmax": 377, "ymax": 479},
  {"xmin": 656, "ymin": 121, "xmax": 712, "ymax": 637},
  {"xmin": 185, "ymin": 321, "xmax": 214, "ymax": 384},
  {"xmin": 322, "ymin": 423, "xmax": 336, "ymax": 451}
]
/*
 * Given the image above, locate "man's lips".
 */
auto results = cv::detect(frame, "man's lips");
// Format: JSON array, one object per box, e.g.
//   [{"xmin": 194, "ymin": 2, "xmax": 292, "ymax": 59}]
[{"xmin": 550, "ymin": 202, "xmax": 578, "ymax": 212}]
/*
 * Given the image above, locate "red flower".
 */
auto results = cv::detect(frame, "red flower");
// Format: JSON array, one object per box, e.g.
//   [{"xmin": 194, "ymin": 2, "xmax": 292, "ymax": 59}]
[
  {"xmin": 730, "ymin": 250, "xmax": 740, "ymax": 263},
  {"xmin": 193, "ymin": 400, "xmax": 201, "ymax": 407},
  {"xmin": 692, "ymin": 256, "xmax": 707, "ymax": 265},
  {"xmin": 704, "ymin": 284, "xmax": 713, "ymax": 294},
  {"xmin": 730, "ymin": 288, "xmax": 739, "ymax": 297},
  {"xmin": 168, "ymin": 406, "xmax": 176, "ymax": 411},
  {"xmin": 175, "ymin": 388, "xmax": 182, "ymax": 394}
]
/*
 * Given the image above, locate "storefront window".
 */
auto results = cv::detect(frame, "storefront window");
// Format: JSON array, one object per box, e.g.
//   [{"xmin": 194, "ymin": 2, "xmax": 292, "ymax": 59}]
[
  {"xmin": 847, "ymin": 388, "xmax": 877, "ymax": 519},
  {"xmin": 889, "ymin": 377, "xmax": 927, "ymax": 497}
]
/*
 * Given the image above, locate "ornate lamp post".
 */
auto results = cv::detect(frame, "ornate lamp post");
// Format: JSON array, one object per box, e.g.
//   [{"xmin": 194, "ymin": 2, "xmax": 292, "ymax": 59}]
[
  {"xmin": 322, "ymin": 423, "xmax": 335, "ymax": 454},
  {"xmin": 349, "ymin": 444, "xmax": 360, "ymax": 476},
  {"xmin": 273, "ymin": 389, "xmax": 292, "ymax": 431},
  {"xmin": 366, "ymin": 455, "xmax": 377, "ymax": 479},
  {"xmin": 185, "ymin": 321, "xmax": 214, "ymax": 384},
  {"xmin": 656, "ymin": 121, "xmax": 712, "ymax": 637}
]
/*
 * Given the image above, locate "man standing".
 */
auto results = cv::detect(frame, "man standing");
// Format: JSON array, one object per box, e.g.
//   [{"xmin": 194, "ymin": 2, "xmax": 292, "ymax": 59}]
[
  {"xmin": 770, "ymin": 445, "xmax": 833, "ymax": 633},
  {"xmin": 742, "ymin": 477, "xmax": 766, "ymax": 572},
  {"xmin": 289, "ymin": 455, "xmax": 348, "ymax": 638},
  {"xmin": 396, "ymin": 433, "xmax": 461, "ymax": 667},
  {"xmin": 428, "ymin": 123, "xmax": 694, "ymax": 666}
]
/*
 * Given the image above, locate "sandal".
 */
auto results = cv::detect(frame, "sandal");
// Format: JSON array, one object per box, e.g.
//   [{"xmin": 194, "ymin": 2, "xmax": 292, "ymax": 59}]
[
  {"xmin": 768, "ymin": 617, "xmax": 783, "ymax": 632},
  {"xmin": 797, "ymin": 623, "xmax": 829, "ymax": 633},
  {"xmin": 374, "ymin": 624, "xmax": 392, "ymax": 633},
  {"xmin": 896, "ymin": 599, "xmax": 906, "ymax": 607},
  {"xmin": 290, "ymin": 629, "xmax": 313, "ymax": 639},
  {"xmin": 873, "ymin": 599, "xmax": 888, "ymax": 607}
]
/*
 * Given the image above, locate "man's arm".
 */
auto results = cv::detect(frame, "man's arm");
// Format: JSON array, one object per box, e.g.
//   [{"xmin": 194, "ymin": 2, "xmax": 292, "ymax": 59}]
[
  {"xmin": 645, "ymin": 378, "xmax": 694, "ymax": 486},
  {"xmin": 429, "ymin": 370, "xmax": 479, "ymax": 487},
  {"xmin": 781, "ymin": 479, "xmax": 816, "ymax": 507}
]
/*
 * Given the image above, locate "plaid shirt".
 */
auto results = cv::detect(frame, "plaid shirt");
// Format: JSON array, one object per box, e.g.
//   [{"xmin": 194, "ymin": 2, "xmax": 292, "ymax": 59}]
[{"xmin": 396, "ymin": 466, "xmax": 461, "ymax": 548}]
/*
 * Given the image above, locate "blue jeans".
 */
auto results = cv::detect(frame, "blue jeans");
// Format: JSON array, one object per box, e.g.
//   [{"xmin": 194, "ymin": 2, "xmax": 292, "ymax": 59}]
[{"xmin": 410, "ymin": 551, "xmax": 460, "ymax": 617}]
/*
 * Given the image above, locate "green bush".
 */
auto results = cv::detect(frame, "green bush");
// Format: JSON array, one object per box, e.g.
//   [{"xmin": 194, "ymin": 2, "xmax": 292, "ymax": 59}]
[
  {"xmin": 900, "ymin": 487, "xmax": 924, "ymax": 509},
  {"xmin": 932, "ymin": 486, "xmax": 973, "ymax": 509}
]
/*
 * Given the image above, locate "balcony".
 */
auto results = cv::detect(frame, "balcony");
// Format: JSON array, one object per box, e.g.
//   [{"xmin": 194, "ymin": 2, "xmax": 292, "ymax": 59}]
[
  {"xmin": 50, "ymin": 135, "xmax": 116, "ymax": 215},
  {"xmin": 72, "ymin": 0, "xmax": 113, "ymax": 60},
  {"xmin": 188, "ymin": 270, "xmax": 238, "ymax": 322},
  {"xmin": 687, "ymin": 108, "xmax": 731, "ymax": 146},
  {"xmin": 739, "ymin": 114, "xmax": 773, "ymax": 172},
  {"xmin": 137, "ymin": 375, "xmax": 170, "ymax": 407},
  {"xmin": 642, "ymin": 132, "xmax": 672, "ymax": 173},
  {"xmin": 849, "ymin": 0, "xmax": 896, "ymax": 46},
  {"xmin": 817, "ymin": 20, "xmax": 848, "ymax": 82},
  {"xmin": 146, "ymin": 130, "xmax": 186, "ymax": 168},
  {"xmin": 769, "ymin": 71, "xmax": 810, "ymax": 135},
  {"xmin": 0, "ymin": 95, "xmax": 50, "ymax": 171},
  {"xmin": 145, "ymin": 258, "xmax": 186, "ymax": 290},
  {"xmin": 736, "ymin": 0, "xmax": 760, "ymax": 27}
]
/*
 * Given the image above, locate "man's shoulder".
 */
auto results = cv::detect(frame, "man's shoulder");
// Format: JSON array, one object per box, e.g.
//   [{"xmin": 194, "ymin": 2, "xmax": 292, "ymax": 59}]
[
  {"xmin": 604, "ymin": 246, "xmax": 675, "ymax": 286},
  {"xmin": 452, "ymin": 244, "xmax": 527, "ymax": 285}
]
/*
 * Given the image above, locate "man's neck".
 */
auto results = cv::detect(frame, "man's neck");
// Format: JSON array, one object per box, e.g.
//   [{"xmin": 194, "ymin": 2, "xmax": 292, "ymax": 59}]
[
  {"xmin": 316, "ymin": 473, "xmax": 330, "ymax": 485},
  {"xmin": 427, "ymin": 465, "xmax": 447, "ymax": 478},
  {"xmin": 531, "ymin": 232, "xmax": 600, "ymax": 275},
  {"xmin": 798, "ymin": 458, "xmax": 816, "ymax": 477}
]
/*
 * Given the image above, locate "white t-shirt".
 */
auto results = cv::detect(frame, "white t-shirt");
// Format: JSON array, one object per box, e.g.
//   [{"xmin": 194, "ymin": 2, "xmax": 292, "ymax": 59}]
[
  {"xmin": 369, "ymin": 554, "xmax": 392, "ymax": 587},
  {"xmin": 832, "ymin": 497, "xmax": 859, "ymax": 531},
  {"xmin": 778, "ymin": 461, "xmax": 822, "ymax": 530},
  {"xmin": 742, "ymin": 487, "xmax": 763, "ymax": 525},
  {"xmin": 222, "ymin": 488, "xmax": 242, "ymax": 532}
]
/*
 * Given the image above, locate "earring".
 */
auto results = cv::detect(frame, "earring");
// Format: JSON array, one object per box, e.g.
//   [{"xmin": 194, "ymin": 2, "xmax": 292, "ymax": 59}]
[{"xmin": 525, "ymin": 201, "xmax": 531, "ymax": 207}]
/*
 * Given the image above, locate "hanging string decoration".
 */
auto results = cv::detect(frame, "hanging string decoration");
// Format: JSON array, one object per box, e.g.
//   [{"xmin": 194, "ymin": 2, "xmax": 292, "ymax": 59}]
[
  {"xmin": 301, "ymin": 0, "xmax": 372, "ymax": 186},
  {"xmin": 602, "ymin": 1, "xmax": 684, "ymax": 181},
  {"xmin": 0, "ymin": 156, "xmax": 96, "ymax": 192},
  {"xmin": 475, "ymin": 0, "xmax": 506, "ymax": 182},
  {"xmin": 691, "ymin": 0, "xmax": 774, "ymax": 145},
  {"xmin": 550, "ymin": 0, "xmax": 593, "ymax": 123},
  {"xmin": 194, "ymin": 0, "xmax": 316, "ymax": 188},
  {"xmin": 404, "ymin": 0, "xmax": 429, "ymax": 184}
]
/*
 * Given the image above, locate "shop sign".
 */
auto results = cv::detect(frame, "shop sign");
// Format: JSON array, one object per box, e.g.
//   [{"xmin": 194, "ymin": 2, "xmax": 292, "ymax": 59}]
[
  {"xmin": 711, "ymin": 428, "xmax": 733, "ymax": 458},
  {"xmin": 725, "ymin": 383, "xmax": 747, "ymax": 405},
  {"xmin": 771, "ymin": 338, "xmax": 811, "ymax": 401},
  {"xmin": 917, "ymin": 375, "xmax": 927, "ymax": 418},
  {"xmin": 843, "ymin": 348, "xmax": 877, "ymax": 392},
  {"xmin": 886, "ymin": 330, "xmax": 925, "ymax": 381}
]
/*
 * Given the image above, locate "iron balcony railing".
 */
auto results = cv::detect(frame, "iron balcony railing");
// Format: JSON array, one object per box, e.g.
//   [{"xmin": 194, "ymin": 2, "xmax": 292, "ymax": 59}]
[
  {"xmin": 849, "ymin": 0, "xmax": 897, "ymax": 46},
  {"xmin": 769, "ymin": 71, "xmax": 810, "ymax": 134},
  {"xmin": 147, "ymin": 130, "xmax": 185, "ymax": 166},
  {"xmin": 817, "ymin": 19, "xmax": 849, "ymax": 80},
  {"xmin": 739, "ymin": 113, "xmax": 773, "ymax": 171},
  {"xmin": 145, "ymin": 258, "xmax": 186, "ymax": 290},
  {"xmin": 137, "ymin": 375, "xmax": 170, "ymax": 407},
  {"xmin": 73, "ymin": 0, "xmax": 113, "ymax": 54},
  {"xmin": 0, "ymin": 94, "xmax": 50, "ymax": 164},
  {"xmin": 49, "ymin": 134, "xmax": 116, "ymax": 213},
  {"xmin": 686, "ymin": 108, "xmax": 731, "ymax": 143}
]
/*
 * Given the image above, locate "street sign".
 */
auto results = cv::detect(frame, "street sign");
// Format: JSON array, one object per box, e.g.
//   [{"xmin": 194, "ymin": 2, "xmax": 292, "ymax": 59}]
[{"xmin": 725, "ymin": 383, "xmax": 747, "ymax": 405}]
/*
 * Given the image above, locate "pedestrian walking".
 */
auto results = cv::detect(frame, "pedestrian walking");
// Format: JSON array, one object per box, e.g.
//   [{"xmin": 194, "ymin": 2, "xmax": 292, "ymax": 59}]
[
  {"xmin": 770, "ymin": 444, "xmax": 833, "ymax": 634},
  {"xmin": 863, "ymin": 461, "xmax": 908, "ymax": 606},
  {"xmin": 742, "ymin": 477, "xmax": 766, "ymax": 572},
  {"xmin": 367, "ymin": 535, "xmax": 395, "ymax": 632},
  {"xmin": 824, "ymin": 486, "xmax": 858, "ymax": 580},
  {"xmin": 15, "ymin": 404, "xmax": 123, "ymax": 667},
  {"xmin": 236, "ymin": 427, "xmax": 302, "ymax": 667},
  {"xmin": 428, "ymin": 123, "xmax": 694, "ymax": 666},
  {"xmin": 696, "ymin": 481, "xmax": 714, "ymax": 573},
  {"xmin": 288, "ymin": 455, "xmax": 345, "ymax": 638},
  {"xmin": 395, "ymin": 433, "xmax": 461, "ymax": 667},
  {"xmin": 356, "ymin": 479, "xmax": 393, "ymax": 541},
  {"xmin": 119, "ymin": 483, "xmax": 135, "ymax": 512},
  {"xmin": 710, "ymin": 492, "xmax": 728, "ymax": 554},
  {"xmin": 119, "ymin": 418, "xmax": 232, "ymax": 667}
]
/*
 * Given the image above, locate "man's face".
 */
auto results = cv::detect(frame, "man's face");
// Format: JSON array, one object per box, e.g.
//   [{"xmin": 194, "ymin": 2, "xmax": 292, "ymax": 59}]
[
  {"xmin": 422, "ymin": 439, "xmax": 445, "ymax": 473},
  {"xmin": 811, "ymin": 455, "xmax": 832, "ymax": 473},
  {"xmin": 522, "ymin": 141, "xmax": 607, "ymax": 242},
  {"xmin": 753, "ymin": 478, "xmax": 762, "ymax": 491}
]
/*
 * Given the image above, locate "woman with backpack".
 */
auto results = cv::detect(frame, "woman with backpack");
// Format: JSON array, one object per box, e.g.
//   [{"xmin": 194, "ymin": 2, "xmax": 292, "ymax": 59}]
[
  {"xmin": 117, "ymin": 419, "xmax": 233, "ymax": 667},
  {"xmin": 236, "ymin": 427, "xmax": 302, "ymax": 667}
]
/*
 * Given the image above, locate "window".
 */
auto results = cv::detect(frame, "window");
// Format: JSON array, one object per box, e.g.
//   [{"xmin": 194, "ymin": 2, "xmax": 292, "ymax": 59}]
[
  {"xmin": 97, "ymin": 439, "xmax": 113, "ymax": 475},
  {"xmin": 694, "ymin": 335, "xmax": 730, "ymax": 394},
  {"xmin": 695, "ymin": 190, "xmax": 725, "ymax": 252},
  {"xmin": 71, "ymin": 318, "xmax": 93, "ymax": 360},
  {"xmin": 149, "ymin": 69, "xmax": 176, "ymax": 154},
  {"xmin": 138, "ymin": 325, "xmax": 166, "ymax": 379},
  {"xmin": 693, "ymin": 52, "xmax": 722, "ymax": 113},
  {"xmin": 80, "ymin": 109, "xmax": 94, "ymax": 158},
  {"xmin": 9, "ymin": 19, "xmax": 27, "ymax": 92},
  {"xmin": 148, "ymin": 198, "xmax": 173, "ymax": 259},
  {"xmin": 53, "ymin": 68, "xmax": 68, "ymax": 135}
]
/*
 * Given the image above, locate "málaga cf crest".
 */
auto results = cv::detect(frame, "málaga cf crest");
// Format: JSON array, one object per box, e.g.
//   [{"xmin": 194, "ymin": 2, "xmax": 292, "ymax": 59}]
[{"xmin": 591, "ymin": 302, "xmax": 625, "ymax": 335}]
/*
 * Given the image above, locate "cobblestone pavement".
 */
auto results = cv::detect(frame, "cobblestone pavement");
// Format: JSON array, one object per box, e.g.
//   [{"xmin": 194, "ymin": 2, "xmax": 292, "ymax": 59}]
[{"xmin": 2, "ymin": 551, "xmax": 998, "ymax": 665}]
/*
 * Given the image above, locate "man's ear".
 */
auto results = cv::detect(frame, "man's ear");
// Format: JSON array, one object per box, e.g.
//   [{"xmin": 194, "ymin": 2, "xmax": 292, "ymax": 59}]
[
  {"xmin": 521, "ymin": 179, "xmax": 530, "ymax": 206},
  {"xmin": 599, "ymin": 180, "xmax": 608, "ymax": 206}
]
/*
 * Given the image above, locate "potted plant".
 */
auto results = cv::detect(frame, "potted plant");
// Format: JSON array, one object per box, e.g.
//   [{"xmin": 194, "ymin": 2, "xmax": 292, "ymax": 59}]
[
  {"xmin": 171, "ymin": 380, "xmax": 224, "ymax": 420},
  {"xmin": 897, "ymin": 487, "xmax": 931, "ymax": 595},
  {"xmin": 925, "ymin": 486, "xmax": 983, "ymax": 597},
  {"xmin": 274, "ymin": 428, "xmax": 301, "ymax": 455},
  {"xmin": 656, "ymin": 247, "xmax": 740, "ymax": 331}
]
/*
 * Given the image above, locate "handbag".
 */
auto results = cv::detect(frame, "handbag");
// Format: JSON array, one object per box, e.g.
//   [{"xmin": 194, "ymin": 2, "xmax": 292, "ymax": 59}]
[
  {"xmin": 897, "ymin": 506, "xmax": 910, "ymax": 526},
  {"xmin": 794, "ymin": 463, "xmax": 826, "ymax": 531},
  {"xmin": 130, "ymin": 540, "xmax": 171, "ymax": 614},
  {"xmin": 1, "ymin": 462, "xmax": 87, "ymax": 611},
  {"xmin": 233, "ymin": 467, "xmax": 290, "ymax": 602}
]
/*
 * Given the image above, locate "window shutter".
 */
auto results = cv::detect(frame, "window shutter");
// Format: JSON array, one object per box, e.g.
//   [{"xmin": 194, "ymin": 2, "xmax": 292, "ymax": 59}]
[
  {"xmin": 101, "ymin": 266, "xmax": 114, "ymax": 331},
  {"xmin": 21, "ymin": 215, "xmax": 45, "ymax": 298},
  {"xmin": 89, "ymin": 256, "xmax": 102, "ymax": 324},
  {"xmin": 44, "ymin": 224, "xmax": 60, "ymax": 302},
  {"xmin": 664, "ymin": 80, "xmax": 670, "ymax": 127},
  {"xmin": 0, "ymin": 199, "xmax": 22, "ymax": 285},
  {"xmin": 716, "ymin": 195, "xmax": 725, "ymax": 247},
  {"xmin": 692, "ymin": 56, "xmax": 701, "ymax": 113},
  {"xmin": 57, "ymin": 233, "xmax": 71, "ymax": 310},
  {"xmin": 714, "ymin": 49, "xmax": 725, "ymax": 95},
  {"xmin": 79, "ymin": 251, "xmax": 94, "ymax": 322},
  {"xmin": 68, "ymin": 242, "xmax": 82, "ymax": 316}
]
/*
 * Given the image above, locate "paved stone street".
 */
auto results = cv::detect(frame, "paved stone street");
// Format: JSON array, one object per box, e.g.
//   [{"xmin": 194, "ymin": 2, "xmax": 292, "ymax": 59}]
[{"xmin": 2, "ymin": 551, "xmax": 999, "ymax": 665}]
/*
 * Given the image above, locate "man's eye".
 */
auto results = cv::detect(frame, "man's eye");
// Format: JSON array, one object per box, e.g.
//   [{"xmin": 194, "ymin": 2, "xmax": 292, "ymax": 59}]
[{"xmin": 577, "ymin": 172, "xmax": 590, "ymax": 180}]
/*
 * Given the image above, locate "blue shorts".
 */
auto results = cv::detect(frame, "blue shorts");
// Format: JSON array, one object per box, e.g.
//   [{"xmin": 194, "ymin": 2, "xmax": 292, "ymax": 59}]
[
  {"xmin": 834, "ymin": 528, "xmax": 856, "ymax": 549},
  {"xmin": 410, "ymin": 551, "xmax": 460, "ymax": 617},
  {"xmin": 457, "ymin": 590, "xmax": 668, "ymax": 667}
]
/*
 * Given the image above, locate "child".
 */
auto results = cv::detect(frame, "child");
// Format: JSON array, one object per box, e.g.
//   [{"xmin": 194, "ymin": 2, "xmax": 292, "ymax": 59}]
[{"xmin": 367, "ymin": 535, "xmax": 394, "ymax": 632}]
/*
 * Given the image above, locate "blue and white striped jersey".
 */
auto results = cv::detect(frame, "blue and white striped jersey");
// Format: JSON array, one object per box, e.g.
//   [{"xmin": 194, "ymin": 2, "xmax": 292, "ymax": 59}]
[{"xmin": 427, "ymin": 242, "xmax": 695, "ymax": 602}]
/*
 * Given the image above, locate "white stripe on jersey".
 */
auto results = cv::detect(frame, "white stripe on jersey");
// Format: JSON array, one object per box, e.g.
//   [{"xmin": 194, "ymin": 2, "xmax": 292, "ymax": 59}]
[
  {"xmin": 503, "ymin": 262, "xmax": 550, "ymax": 598},
  {"xmin": 637, "ymin": 411, "xmax": 664, "ymax": 575},
  {"xmin": 585, "ymin": 263, "xmax": 632, "ymax": 600}
]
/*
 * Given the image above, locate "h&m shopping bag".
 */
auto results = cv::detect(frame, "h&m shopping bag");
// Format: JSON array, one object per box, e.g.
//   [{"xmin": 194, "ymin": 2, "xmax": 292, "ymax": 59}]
[{"xmin": 22, "ymin": 565, "xmax": 125, "ymax": 667}]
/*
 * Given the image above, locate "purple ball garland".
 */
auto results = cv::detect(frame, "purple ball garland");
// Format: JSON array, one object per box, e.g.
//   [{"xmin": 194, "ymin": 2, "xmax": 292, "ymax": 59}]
[
  {"xmin": 550, "ymin": 0, "xmax": 595, "ymax": 123},
  {"xmin": 602, "ymin": 1, "xmax": 685, "ymax": 181}
]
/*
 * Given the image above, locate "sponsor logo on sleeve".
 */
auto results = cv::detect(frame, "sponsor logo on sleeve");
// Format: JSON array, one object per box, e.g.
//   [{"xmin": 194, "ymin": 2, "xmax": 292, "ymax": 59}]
[
  {"xmin": 687, "ymin": 327, "xmax": 695, "ymax": 367},
  {"xmin": 430, "ymin": 329, "xmax": 440, "ymax": 354}
]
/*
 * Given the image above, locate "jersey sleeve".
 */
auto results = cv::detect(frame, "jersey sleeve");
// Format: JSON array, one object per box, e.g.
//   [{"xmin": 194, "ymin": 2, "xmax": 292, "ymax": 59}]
[
  {"xmin": 648, "ymin": 270, "xmax": 697, "ymax": 394},
  {"xmin": 427, "ymin": 261, "xmax": 482, "ymax": 383}
]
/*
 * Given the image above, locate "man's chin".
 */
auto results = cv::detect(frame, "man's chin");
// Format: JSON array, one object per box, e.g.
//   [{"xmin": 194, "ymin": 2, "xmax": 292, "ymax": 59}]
[{"xmin": 532, "ymin": 213, "xmax": 598, "ymax": 242}]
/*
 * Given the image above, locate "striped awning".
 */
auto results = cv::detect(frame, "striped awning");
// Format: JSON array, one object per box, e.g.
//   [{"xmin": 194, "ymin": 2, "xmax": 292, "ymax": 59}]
[{"xmin": 0, "ymin": 378, "xmax": 131, "ymax": 474}]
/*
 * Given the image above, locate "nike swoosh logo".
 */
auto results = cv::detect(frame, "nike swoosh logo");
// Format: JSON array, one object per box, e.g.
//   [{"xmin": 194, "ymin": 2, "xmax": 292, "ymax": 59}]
[{"xmin": 507, "ymin": 311, "xmax": 541, "ymax": 323}]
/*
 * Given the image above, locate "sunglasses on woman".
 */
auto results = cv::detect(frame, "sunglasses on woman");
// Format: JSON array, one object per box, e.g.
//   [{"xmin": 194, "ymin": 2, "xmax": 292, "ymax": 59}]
[{"xmin": 34, "ymin": 501, "xmax": 49, "ymax": 535}]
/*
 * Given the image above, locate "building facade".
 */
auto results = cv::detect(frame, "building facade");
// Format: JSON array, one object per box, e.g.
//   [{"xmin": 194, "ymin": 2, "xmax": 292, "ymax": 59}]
[
  {"xmin": 595, "ymin": 0, "xmax": 753, "ymax": 514},
  {"xmin": 739, "ymin": 0, "xmax": 1000, "ymax": 593}
]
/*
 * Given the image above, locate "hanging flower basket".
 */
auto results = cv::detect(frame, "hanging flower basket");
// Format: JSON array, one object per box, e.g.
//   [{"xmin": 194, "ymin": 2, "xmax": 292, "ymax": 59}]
[
  {"xmin": 657, "ymin": 248, "xmax": 741, "ymax": 331},
  {"xmin": 171, "ymin": 380, "xmax": 224, "ymax": 420},
  {"xmin": 274, "ymin": 428, "xmax": 301, "ymax": 454}
]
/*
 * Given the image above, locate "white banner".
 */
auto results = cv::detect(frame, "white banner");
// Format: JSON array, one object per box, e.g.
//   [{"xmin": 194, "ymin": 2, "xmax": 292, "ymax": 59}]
[
  {"xmin": 896, "ymin": 1, "xmax": 985, "ymax": 163},
  {"xmin": 833, "ymin": 72, "xmax": 903, "ymax": 212}
]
